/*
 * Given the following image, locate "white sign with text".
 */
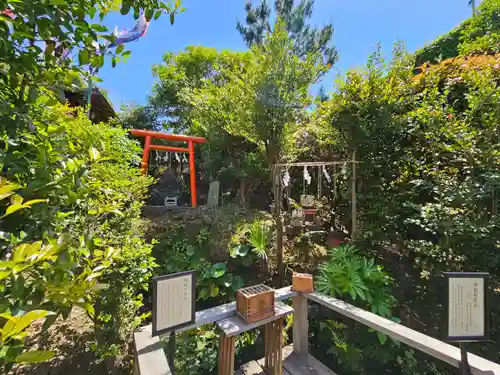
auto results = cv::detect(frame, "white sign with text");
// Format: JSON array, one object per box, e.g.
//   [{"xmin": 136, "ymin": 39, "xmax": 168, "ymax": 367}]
[
  {"xmin": 152, "ymin": 270, "xmax": 196, "ymax": 336},
  {"xmin": 448, "ymin": 276, "xmax": 485, "ymax": 338}
]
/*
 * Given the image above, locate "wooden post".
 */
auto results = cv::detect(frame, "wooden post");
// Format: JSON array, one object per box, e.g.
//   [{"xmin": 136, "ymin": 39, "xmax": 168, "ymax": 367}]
[
  {"xmin": 274, "ymin": 166, "xmax": 284, "ymax": 279},
  {"xmin": 168, "ymin": 331, "xmax": 176, "ymax": 373},
  {"xmin": 292, "ymin": 294, "xmax": 309, "ymax": 363},
  {"xmin": 264, "ymin": 319, "xmax": 284, "ymax": 375},
  {"xmin": 188, "ymin": 140, "xmax": 197, "ymax": 208},
  {"xmin": 317, "ymin": 166, "xmax": 322, "ymax": 198},
  {"xmin": 351, "ymin": 150, "xmax": 357, "ymax": 240},
  {"xmin": 218, "ymin": 334, "xmax": 235, "ymax": 375},
  {"xmin": 140, "ymin": 135, "xmax": 152, "ymax": 174}
]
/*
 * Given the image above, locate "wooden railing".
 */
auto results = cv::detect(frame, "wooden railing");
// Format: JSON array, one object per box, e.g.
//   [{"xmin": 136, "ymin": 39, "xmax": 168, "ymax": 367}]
[{"xmin": 134, "ymin": 287, "xmax": 500, "ymax": 375}]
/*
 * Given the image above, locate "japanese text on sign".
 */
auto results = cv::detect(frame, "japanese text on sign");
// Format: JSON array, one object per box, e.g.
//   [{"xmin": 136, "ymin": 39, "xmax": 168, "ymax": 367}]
[
  {"xmin": 156, "ymin": 273, "xmax": 193, "ymax": 332},
  {"xmin": 448, "ymin": 277, "xmax": 484, "ymax": 338}
]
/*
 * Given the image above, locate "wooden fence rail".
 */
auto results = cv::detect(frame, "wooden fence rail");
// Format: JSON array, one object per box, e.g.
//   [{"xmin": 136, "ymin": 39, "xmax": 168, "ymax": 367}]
[{"xmin": 134, "ymin": 287, "xmax": 500, "ymax": 375}]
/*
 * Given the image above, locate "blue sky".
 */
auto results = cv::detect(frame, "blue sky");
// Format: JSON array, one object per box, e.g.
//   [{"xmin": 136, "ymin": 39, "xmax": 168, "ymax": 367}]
[{"xmin": 97, "ymin": 0, "xmax": 476, "ymax": 109}]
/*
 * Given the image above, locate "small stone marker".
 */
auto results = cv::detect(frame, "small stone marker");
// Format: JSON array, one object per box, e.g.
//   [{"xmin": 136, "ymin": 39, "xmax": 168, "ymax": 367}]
[{"xmin": 207, "ymin": 181, "xmax": 220, "ymax": 208}]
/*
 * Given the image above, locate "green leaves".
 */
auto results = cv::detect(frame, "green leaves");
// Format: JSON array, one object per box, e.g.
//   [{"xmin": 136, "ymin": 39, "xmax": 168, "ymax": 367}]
[
  {"xmin": 120, "ymin": 3, "xmax": 131, "ymax": 15},
  {"xmin": 15, "ymin": 350, "xmax": 54, "ymax": 364},
  {"xmin": 116, "ymin": 44, "xmax": 125, "ymax": 55},
  {"xmin": 78, "ymin": 49, "xmax": 89, "ymax": 66},
  {"xmin": 248, "ymin": 222, "xmax": 270, "ymax": 259},
  {"xmin": 316, "ymin": 244, "xmax": 395, "ymax": 315},
  {"xmin": 1, "ymin": 310, "xmax": 53, "ymax": 344},
  {"xmin": 0, "ymin": 182, "xmax": 19, "ymax": 202},
  {"xmin": 154, "ymin": 10, "xmax": 163, "ymax": 20},
  {"xmin": 229, "ymin": 244, "xmax": 250, "ymax": 258},
  {"xmin": 237, "ymin": 0, "xmax": 337, "ymax": 67},
  {"xmin": 209, "ymin": 263, "xmax": 227, "ymax": 278},
  {"xmin": 376, "ymin": 332, "xmax": 388, "ymax": 345},
  {"xmin": 1, "ymin": 194, "xmax": 48, "ymax": 219}
]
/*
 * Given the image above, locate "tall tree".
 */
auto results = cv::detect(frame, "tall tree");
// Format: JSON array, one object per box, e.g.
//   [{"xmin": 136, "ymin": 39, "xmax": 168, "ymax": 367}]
[
  {"xmin": 144, "ymin": 46, "xmax": 268, "ymax": 206},
  {"xmin": 190, "ymin": 21, "xmax": 326, "ymax": 274},
  {"xmin": 0, "ymin": 0, "xmax": 182, "ymax": 134},
  {"xmin": 237, "ymin": 0, "xmax": 338, "ymax": 66}
]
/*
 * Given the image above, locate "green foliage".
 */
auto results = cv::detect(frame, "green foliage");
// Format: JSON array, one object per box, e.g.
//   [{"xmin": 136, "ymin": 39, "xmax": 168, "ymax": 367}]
[
  {"xmin": 0, "ymin": 186, "xmax": 55, "ymax": 368},
  {"xmin": 237, "ymin": 0, "xmax": 338, "ymax": 66},
  {"xmin": 312, "ymin": 244, "xmax": 398, "ymax": 374},
  {"xmin": 145, "ymin": 46, "xmax": 268, "ymax": 205},
  {"xmin": 190, "ymin": 20, "xmax": 326, "ymax": 167},
  {"xmin": 170, "ymin": 324, "xmax": 259, "ymax": 375},
  {"xmin": 0, "ymin": 104, "xmax": 156, "ymax": 363},
  {"xmin": 316, "ymin": 245, "xmax": 395, "ymax": 317},
  {"xmin": 0, "ymin": 310, "xmax": 54, "ymax": 366},
  {"xmin": 310, "ymin": 40, "xmax": 500, "ymax": 371},
  {"xmin": 0, "ymin": 0, "xmax": 182, "ymax": 134},
  {"xmin": 172, "ymin": 326, "xmax": 219, "ymax": 375},
  {"xmin": 459, "ymin": 0, "xmax": 500, "ymax": 55},
  {"xmin": 150, "ymin": 46, "xmax": 254, "ymax": 133},
  {"xmin": 414, "ymin": 23, "xmax": 466, "ymax": 67},
  {"xmin": 248, "ymin": 221, "xmax": 271, "ymax": 260},
  {"xmin": 414, "ymin": 0, "xmax": 500, "ymax": 66},
  {"xmin": 153, "ymin": 224, "xmax": 247, "ymax": 301}
]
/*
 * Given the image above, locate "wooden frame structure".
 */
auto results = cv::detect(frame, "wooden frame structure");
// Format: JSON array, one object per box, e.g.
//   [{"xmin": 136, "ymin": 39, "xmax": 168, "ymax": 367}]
[
  {"xmin": 272, "ymin": 152, "xmax": 358, "ymax": 277},
  {"xmin": 135, "ymin": 286, "xmax": 500, "ymax": 375},
  {"xmin": 130, "ymin": 129, "xmax": 207, "ymax": 208}
]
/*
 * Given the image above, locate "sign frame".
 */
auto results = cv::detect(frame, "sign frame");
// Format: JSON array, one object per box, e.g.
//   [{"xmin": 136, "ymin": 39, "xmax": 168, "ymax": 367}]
[
  {"xmin": 444, "ymin": 272, "xmax": 489, "ymax": 342},
  {"xmin": 152, "ymin": 270, "xmax": 197, "ymax": 337}
]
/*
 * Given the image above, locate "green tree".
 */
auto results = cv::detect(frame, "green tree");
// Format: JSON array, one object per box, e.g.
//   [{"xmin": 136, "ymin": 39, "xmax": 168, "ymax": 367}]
[
  {"xmin": 311, "ymin": 44, "xmax": 500, "ymax": 369},
  {"xmin": 189, "ymin": 21, "xmax": 325, "ymax": 273},
  {"xmin": 237, "ymin": 0, "xmax": 338, "ymax": 67},
  {"xmin": 191, "ymin": 20, "xmax": 325, "ymax": 167},
  {"xmin": 0, "ymin": 0, "xmax": 182, "ymax": 134},
  {"xmin": 144, "ymin": 46, "xmax": 268, "ymax": 205},
  {"xmin": 150, "ymin": 46, "xmax": 254, "ymax": 133}
]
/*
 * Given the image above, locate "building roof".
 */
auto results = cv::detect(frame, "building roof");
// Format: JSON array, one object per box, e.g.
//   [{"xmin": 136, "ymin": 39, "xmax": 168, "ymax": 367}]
[{"xmin": 64, "ymin": 88, "xmax": 116, "ymax": 123}]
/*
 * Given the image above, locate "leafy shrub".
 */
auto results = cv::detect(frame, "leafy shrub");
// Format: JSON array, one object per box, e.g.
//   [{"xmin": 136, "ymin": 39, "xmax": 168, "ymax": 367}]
[
  {"xmin": 0, "ymin": 104, "xmax": 156, "ymax": 362},
  {"xmin": 312, "ymin": 244, "xmax": 397, "ymax": 373},
  {"xmin": 316, "ymin": 245, "xmax": 396, "ymax": 316},
  {"xmin": 153, "ymin": 224, "xmax": 245, "ymax": 302},
  {"xmin": 309, "ymin": 40, "xmax": 500, "ymax": 370},
  {"xmin": 414, "ymin": 0, "xmax": 500, "ymax": 66}
]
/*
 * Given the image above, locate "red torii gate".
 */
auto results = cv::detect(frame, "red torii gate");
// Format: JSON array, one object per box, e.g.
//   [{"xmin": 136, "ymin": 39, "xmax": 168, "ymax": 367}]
[{"xmin": 130, "ymin": 129, "xmax": 207, "ymax": 208}]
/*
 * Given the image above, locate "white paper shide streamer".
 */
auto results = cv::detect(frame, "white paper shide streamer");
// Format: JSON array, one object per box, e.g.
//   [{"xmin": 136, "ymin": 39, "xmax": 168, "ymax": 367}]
[
  {"xmin": 282, "ymin": 169, "xmax": 290, "ymax": 187},
  {"xmin": 322, "ymin": 165, "xmax": 331, "ymax": 183},
  {"xmin": 303, "ymin": 166, "xmax": 311, "ymax": 185}
]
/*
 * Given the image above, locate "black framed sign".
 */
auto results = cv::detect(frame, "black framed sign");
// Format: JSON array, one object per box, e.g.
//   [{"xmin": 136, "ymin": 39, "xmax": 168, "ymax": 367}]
[
  {"xmin": 152, "ymin": 270, "xmax": 196, "ymax": 337},
  {"xmin": 444, "ymin": 272, "xmax": 489, "ymax": 342}
]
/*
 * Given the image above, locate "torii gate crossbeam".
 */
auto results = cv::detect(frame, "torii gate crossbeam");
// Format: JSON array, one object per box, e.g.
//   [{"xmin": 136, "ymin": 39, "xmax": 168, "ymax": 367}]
[{"xmin": 130, "ymin": 129, "xmax": 207, "ymax": 208}]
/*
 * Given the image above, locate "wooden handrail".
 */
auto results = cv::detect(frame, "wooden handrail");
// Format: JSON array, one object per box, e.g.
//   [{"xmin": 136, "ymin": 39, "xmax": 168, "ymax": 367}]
[
  {"xmin": 307, "ymin": 292, "xmax": 500, "ymax": 375},
  {"xmin": 133, "ymin": 288, "xmax": 500, "ymax": 375},
  {"xmin": 176, "ymin": 286, "xmax": 296, "ymax": 334}
]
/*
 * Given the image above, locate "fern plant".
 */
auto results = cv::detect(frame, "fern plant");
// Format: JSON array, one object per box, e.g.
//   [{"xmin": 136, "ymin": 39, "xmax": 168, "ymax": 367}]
[
  {"xmin": 247, "ymin": 221, "xmax": 271, "ymax": 274},
  {"xmin": 316, "ymin": 244, "xmax": 395, "ymax": 317},
  {"xmin": 314, "ymin": 244, "xmax": 399, "ymax": 373}
]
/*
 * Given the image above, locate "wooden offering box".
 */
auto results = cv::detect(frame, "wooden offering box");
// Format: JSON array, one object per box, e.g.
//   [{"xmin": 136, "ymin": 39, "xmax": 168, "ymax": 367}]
[
  {"xmin": 236, "ymin": 284, "xmax": 275, "ymax": 323},
  {"xmin": 292, "ymin": 273, "xmax": 314, "ymax": 293}
]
